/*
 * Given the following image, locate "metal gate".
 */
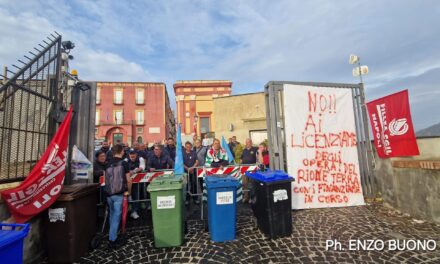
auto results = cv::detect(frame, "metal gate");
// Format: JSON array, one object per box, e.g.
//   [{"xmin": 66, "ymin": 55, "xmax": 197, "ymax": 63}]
[
  {"xmin": 0, "ymin": 33, "xmax": 63, "ymax": 183},
  {"xmin": 264, "ymin": 81, "xmax": 376, "ymax": 199}
]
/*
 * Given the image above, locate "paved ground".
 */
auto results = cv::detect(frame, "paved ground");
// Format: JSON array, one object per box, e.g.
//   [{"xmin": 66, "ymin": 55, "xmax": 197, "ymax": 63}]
[{"xmin": 76, "ymin": 202, "xmax": 440, "ymax": 264}]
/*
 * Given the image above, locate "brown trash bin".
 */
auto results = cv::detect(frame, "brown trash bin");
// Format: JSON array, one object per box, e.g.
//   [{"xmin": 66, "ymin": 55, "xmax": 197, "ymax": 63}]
[{"xmin": 45, "ymin": 183, "xmax": 99, "ymax": 263}]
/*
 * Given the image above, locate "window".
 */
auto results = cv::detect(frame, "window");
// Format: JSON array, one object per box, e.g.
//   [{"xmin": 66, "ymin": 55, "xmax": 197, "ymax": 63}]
[
  {"xmin": 200, "ymin": 117, "xmax": 210, "ymax": 133},
  {"xmin": 95, "ymin": 111, "xmax": 100, "ymax": 125},
  {"xmin": 96, "ymin": 88, "xmax": 101, "ymax": 104},
  {"xmin": 137, "ymin": 136, "xmax": 143, "ymax": 143},
  {"xmin": 136, "ymin": 110, "xmax": 144, "ymax": 125},
  {"xmin": 136, "ymin": 127, "xmax": 143, "ymax": 134},
  {"xmin": 114, "ymin": 110, "xmax": 123, "ymax": 125},
  {"xmin": 136, "ymin": 88, "xmax": 144, "ymax": 104},
  {"xmin": 114, "ymin": 88, "xmax": 123, "ymax": 104}
]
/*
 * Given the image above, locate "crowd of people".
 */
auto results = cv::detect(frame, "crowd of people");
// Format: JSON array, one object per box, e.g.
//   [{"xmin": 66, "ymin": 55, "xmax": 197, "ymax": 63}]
[{"xmin": 93, "ymin": 135, "xmax": 270, "ymax": 248}]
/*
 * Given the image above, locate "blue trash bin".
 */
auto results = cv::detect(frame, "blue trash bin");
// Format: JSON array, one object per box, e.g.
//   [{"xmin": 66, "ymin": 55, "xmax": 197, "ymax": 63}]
[
  {"xmin": 0, "ymin": 223, "xmax": 30, "ymax": 264},
  {"xmin": 205, "ymin": 175, "xmax": 240, "ymax": 242}
]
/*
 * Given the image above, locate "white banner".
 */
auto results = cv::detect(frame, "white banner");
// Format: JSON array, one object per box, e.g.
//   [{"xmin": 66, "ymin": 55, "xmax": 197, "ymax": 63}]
[{"xmin": 283, "ymin": 84, "xmax": 365, "ymax": 209}]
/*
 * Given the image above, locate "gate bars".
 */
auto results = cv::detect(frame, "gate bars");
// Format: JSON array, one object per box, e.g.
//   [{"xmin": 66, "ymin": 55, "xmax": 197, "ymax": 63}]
[
  {"xmin": 0, "ymin": 33, "xmax": 62, "ymax": 183},
  {"xmin": 264, "ymin": 81, "xmax": 376, "ymax": 199}
]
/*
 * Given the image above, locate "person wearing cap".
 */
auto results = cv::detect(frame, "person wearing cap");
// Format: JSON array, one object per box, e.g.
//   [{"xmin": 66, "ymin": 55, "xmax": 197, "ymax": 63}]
[{"xmin": 125, "ymin": 148, "xmax": 146, "ymax": 219}]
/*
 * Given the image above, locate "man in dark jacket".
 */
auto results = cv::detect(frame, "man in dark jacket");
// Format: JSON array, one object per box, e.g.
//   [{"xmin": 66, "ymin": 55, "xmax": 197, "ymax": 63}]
[
  {"xmin": 148, "ymin": 144, "xmax": 174, "ymax": 171},
  {"xmin": 98, "ymin": 141, "xmax": 110, "ymax": 152},
  {"xmin": 183, "ymin": 141, "xmax": 199, "ymax": 204},
  {"xmin": 125, "ymin": 149, "xmax": 146, "ymax": 219},
  {"xmin": 93, "ymin": 150, "xmax": 108, "ymax": 183},
  {"xmin": 240, "ymin": 138, "xmax": 258, "ymax": 202},
  {"xmin": 193, "ymin": 139, "xmax": 207, "ymax": 167},
  {"xmin": 164, "ymin": 138, "xmax": 176, "ymax": 161},
  {"xmin": 137, "ymin": 143, "xmax": 150, "ymax": 161},
  {"xmin": 105, "ymin": 144, "xmax": 132, "ymax": 248},
  {"xmin": 93, "ymin": 150, "xmax": 108, "ymax": 207}
]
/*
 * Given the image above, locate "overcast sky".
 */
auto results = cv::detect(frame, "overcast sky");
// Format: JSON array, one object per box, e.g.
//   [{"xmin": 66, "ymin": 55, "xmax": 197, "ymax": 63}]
[{"xmin": 0, "ymin": 0, "xmax": 439, "ymax": 130}]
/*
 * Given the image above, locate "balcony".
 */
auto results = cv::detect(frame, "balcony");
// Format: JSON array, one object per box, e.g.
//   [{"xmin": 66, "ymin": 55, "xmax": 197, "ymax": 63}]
[{"xmin": 136, "ymin": 119, "xmax": 144, "ymax": 125}]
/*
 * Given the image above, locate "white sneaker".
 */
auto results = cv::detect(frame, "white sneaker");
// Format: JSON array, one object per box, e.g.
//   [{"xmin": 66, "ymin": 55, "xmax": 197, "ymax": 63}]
[{"xmin": 130, "ymin": 211, "xmax": 140, "ymax": 219}]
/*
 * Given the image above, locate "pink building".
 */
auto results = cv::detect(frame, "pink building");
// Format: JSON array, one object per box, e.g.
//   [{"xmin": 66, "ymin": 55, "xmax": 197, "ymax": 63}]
[{"xmin": 95, "ymin": 82, "xmax": 175, "ymax": 146}]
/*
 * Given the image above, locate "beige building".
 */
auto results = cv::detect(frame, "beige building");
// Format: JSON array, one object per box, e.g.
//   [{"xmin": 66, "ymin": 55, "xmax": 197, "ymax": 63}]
[
  {"xmin": 213, "ymin": 92, "xmax": 267, "ymax": 144},
  {"xmin": 174, "ymin": 80, "xmax": 232, "ymax": 140}
]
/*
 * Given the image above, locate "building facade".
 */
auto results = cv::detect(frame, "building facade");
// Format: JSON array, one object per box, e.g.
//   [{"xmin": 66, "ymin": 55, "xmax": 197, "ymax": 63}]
[
  {"xmin": 213, "ymin": 92, "xmax": 267, "ymax": 144},
  {"xmin": 95, "ymin": 82, "xmax": 175, "ymax": 146},
  {"xmin": 174, "ymin": 80, "xmax": 232, "ymax": 140}
]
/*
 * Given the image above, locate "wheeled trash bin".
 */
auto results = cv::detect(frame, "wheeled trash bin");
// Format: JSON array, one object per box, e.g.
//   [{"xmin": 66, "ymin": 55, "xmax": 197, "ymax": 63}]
[
  {"xmin": 45, "ymin": 183, "xmax": 98, "ymax": 263},
  {"xmin": 246, "ymin": 170, "xmax": 294, "ymax": 239},
  {"xmin": 205, "ymin": 174, "xmax": 240, "ymax": 242},
  {"xmin": 147, "ymin": 174, "xmax": 185, "ymax": 247}
]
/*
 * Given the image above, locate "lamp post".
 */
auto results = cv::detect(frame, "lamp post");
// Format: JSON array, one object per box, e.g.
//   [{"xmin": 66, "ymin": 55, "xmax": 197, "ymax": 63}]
[
  {"xmin": 349, "ymin": 54, "xmax": 376, "ymax": 197},
  {"xmin": 349, "ymin": 54, "xmax": 368, "ymax": 84},
  {"xmin": 193, "ymin": 114, "xmax": 199, "ymax": 137}
]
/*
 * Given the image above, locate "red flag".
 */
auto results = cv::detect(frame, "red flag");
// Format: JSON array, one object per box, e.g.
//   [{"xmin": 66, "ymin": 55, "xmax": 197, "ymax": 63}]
[
  {"xmin": 1, "ymin": 107, "xmax": 74, "ymax": 223},
  {"xmin": 366, "ymin": 90, "xmax": 419, "ymax": 158},
  {"xmin": 121, "ymin": 195, "xmax": 128, "ymax": 233}
]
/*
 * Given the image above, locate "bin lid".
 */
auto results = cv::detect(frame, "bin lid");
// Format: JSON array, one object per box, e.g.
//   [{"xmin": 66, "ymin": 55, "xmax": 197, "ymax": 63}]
[
  {"xmin": 205, "ymin": 174, "xmax": 240, "ymax": 189},
  {"xmin": 57, "ymin": 183, "xmax": 99, "ymax": 202},
  {"xmin": 148, "ymin": 175, "xmax": 183, "ymax": 192},
  {"xmin": 245, "ymin": 170, "xmax": 293, "ymax": 183},
  {"xmin": 0, "ymin": 223, "xmax": 30, "ymax": 249}
]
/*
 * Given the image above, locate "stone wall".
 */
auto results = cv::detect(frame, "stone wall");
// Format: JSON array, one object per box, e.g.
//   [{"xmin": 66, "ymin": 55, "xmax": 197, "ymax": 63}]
[{"xmin": 374, "ymin": 137, "xmax": 440, "ymax": 223}]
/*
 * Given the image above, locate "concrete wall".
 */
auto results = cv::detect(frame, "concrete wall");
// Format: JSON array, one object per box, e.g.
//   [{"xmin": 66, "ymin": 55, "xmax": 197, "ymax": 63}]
[
  {"xmin": 0, "ymin": 183, "xmax": 45, "ymax": 264},
  {"xmin": 213, "ymin": 92, "xmax": 267, "ymax": 144},
  {"xmin": 374, "ymin": 137, "xmax": 440, "ymax": 223}
]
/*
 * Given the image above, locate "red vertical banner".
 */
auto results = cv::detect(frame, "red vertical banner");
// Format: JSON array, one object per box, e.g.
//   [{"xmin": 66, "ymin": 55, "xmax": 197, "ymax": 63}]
[
  {"xmin": 366, "ymin": 90, "xmax": 419, "ymax": 158},
  {"xmin": 1, "ymin": 107, "xmax": 74, "ymax": 223}
]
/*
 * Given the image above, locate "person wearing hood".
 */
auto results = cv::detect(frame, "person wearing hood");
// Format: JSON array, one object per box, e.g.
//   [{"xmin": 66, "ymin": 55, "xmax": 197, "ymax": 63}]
[{"xmin": 93, "ymin": 150, "xmax": 108, "ymax": 183}]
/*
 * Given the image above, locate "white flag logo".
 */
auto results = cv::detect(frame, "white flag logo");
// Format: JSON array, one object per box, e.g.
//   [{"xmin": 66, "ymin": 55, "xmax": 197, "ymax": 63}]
[{"xmin": 389, "ymin": 118, "xmax": 409, "ymax": 136}]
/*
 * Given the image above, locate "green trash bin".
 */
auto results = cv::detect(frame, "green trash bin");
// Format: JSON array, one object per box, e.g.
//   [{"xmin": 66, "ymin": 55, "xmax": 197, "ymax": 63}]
[{"xmin": 147, "ymin": 174, "xmax": 185, "ymax": 247}]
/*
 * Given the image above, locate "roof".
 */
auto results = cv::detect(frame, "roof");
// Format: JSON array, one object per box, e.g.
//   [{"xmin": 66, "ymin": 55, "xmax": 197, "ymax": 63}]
[
  {"xmin": 95, "ymin": 81, "xmax": 165, "ymax": 85},
  {"xmin": 174, "ymin": 80, "xmax": 231, "ymax": 84},
  {"xmin": 213, "ymin": 91, "xmax": 264, "ymax": 100}
]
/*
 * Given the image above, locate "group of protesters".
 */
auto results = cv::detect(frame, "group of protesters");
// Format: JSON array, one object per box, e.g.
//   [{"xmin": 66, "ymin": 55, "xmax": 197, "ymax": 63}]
[{"xmin": 93, "ymin": 135, "xmax": 269, "ymax": 248}]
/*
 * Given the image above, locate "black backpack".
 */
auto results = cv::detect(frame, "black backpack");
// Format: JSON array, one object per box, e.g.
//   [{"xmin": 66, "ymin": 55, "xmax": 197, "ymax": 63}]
[{"xmin": 104, "ymin": 160, "xmax": 127, "ymax": 195}]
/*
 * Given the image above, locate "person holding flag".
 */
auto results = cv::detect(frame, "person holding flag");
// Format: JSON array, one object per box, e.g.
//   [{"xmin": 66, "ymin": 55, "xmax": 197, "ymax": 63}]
[
  {"xmin": 205, "ymin": 138, "xmax": 230, "ymax": 167},
  {"xmin": 173, "ymin": 124, "xmax": 185, "ymax": 174}
]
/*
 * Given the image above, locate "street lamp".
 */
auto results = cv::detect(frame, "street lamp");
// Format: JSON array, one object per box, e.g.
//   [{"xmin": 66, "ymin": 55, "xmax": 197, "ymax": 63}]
[
  {"xmin": 193, "ymin": 114, "xmax": 199, "ymax": 137},
  {"xmin": 349, "ymin": 54, "xmax": 376, "ymax": 172},
  {"xmin": 349, "ymin": 54, "xmax": 369, "ymax": 83}
]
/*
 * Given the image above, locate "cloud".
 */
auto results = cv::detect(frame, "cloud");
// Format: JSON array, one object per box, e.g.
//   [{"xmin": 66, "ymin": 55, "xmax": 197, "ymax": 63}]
[
  {"xmin": 0, "ymin": 0, "xmax": 439, "ymax": 129},
  {"xmin": 371, "ymin": 67, "xmax": 440, "ymax": 130},
  {"xmin": 0, "ymin": 3, "xmax": 154, "ymax": 82}
]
